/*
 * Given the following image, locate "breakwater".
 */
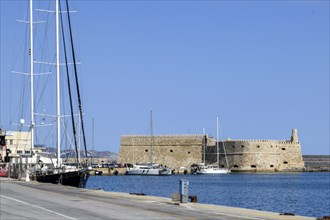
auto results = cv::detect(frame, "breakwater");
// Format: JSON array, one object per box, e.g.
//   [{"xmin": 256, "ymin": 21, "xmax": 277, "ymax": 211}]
[{"xmin": 303, "ymin": 155, "xmax": 330, "ymax": 171}]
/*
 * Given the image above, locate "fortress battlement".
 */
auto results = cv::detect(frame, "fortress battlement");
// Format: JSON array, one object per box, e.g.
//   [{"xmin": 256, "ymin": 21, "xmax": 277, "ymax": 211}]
[
  {"xmin": 223, "ymin": 139, "xmax": 299, "ymax": 144},
  {"xmin": 122, "ymin": 134, "xmax": 204, "ymax": 138}
]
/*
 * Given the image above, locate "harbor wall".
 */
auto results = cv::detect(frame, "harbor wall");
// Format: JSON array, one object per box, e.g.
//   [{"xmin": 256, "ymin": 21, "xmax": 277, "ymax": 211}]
[{"xmin": 118, "ymin": 129, "xmax": 305, "ymax": 172}]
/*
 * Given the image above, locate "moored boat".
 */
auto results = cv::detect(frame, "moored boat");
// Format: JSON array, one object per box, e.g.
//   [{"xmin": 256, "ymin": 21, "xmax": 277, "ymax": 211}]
[
  {"xmin": 94, "ymin": 170, "xmax": 103, "ymax": 175},
  {"xmin": 7, "ymin": 0, "xmax": 91, "ymax": 187},
  {"xmin": 125, "ymin": 111, "xmax": 172, "ymax": 176},
  {"xmin": 125, "ymin": 163, "xmax": 172, "ymax": 176},
  {"xmin": 195, "ymin": 164, "xmax": 230, "ymax": 174},
  {"xmin": 195, "ymin": 116, "xmax": 231, "ymax": 175}
]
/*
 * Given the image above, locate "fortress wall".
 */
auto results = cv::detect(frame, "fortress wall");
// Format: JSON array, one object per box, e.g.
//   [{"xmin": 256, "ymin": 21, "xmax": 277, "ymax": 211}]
[
  {"xmin": 276, "ymin": 141, "xmax": 305, "ymax": 171},
  {"xmin": 118, "ymin": 129, "xmax": 305, "ymax": 172},
  {"xmin": 206, "ymin": 139, "xmax": 304, "ymax": 171},
  {"xmin": 118, "ymin": 135, "xmax": 204, "ymax": 170}
]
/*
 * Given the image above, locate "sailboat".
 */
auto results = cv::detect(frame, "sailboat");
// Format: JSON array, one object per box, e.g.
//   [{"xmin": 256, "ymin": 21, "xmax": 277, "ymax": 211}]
[
  {"xmin": 11, "ymin": 0, "xmax": 90, "ymax": 187},
  {"xmin": 196, "ymin": 116, "xmax": 230, "ymax": 174},
  {"xmin": 125, "ymin": 111, "xmax": 172, "ymax": 176}
]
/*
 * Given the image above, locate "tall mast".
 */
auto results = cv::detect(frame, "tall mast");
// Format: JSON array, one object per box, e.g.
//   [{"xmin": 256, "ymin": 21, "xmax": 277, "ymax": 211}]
[
  {"xmin": 218, "ymin": 117, "xmax": 229, "ymax": 168},
  {"xmin": 29, "ymin": 0, "xmax": 35, "ymax": 155},
  {"xmin": 203, "ymin": 128, "xmax": 206, "ymax": 164},
  {"xmin": 216, "ymin": 116, "xmax": 219, "ymax": 165},
  {"xmin": 150, "ymin": 110, "xmax": 154, "ymax": 164},
  {"xmin": 92, "ymin": 117, "xmax": 94, "ymax": 164},
  {"xmin": 78, "ymin": 115, "xmax": 81, "ymax": 163},
  {"xmin": 56, "ymin": 0, "xmax": 61, "ymax": 167}
]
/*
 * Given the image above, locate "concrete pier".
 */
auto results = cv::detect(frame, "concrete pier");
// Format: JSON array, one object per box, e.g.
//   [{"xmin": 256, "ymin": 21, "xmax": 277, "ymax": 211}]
[{"xmin": 0, "ymin": 178, "xmax": 314, "ymax": 220}]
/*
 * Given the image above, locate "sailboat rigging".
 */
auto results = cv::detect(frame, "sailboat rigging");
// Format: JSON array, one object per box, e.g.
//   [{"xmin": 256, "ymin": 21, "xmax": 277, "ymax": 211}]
[
  {"xmin": 9, "ymin": 0, "xmax": 91, "ymax": 187},
  {"xmin": 196, "ymin": 116, "xmax": 230, "ymax": 174},
  {"xmin": 125, "ymin": 111, "xmax": 172, "ymax": 176}
]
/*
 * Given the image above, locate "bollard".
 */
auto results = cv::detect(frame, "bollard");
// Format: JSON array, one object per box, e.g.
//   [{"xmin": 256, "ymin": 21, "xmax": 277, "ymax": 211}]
[
  {"xmin": 25, "ymin": 170, "xmax": 30, "ymax": 182},
  {"xmin": 179, "ymin": 179, "xmax": 189, "ymax": 203},
  {"xmin": 7, "ymin": 163, "xmax": 11, "ymax": 179},
  {"xmin": 189, "ymin": 195, "xmax": 197, "ymax": 203}
]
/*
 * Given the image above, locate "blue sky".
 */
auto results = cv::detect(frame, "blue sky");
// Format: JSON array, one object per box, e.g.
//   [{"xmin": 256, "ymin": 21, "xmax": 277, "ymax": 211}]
[{"xmin": 1, "ymin": 0, "xmax": 329, "ymax": 155}]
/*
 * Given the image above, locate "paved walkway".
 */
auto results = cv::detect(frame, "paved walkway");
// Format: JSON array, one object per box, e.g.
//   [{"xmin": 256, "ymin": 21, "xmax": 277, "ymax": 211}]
[{"xmin": 0, "ymin": 178, "xmax": 315, "ymax": 220}]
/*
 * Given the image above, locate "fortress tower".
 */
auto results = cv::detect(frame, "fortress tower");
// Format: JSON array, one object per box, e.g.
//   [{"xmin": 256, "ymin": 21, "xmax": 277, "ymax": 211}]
[{"xmin": 291, "ymin": 128, "xmax": 299, "ymax": 142}]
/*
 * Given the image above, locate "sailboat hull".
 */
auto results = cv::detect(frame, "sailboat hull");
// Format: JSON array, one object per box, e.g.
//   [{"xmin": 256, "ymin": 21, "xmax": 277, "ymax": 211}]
[
  {"xmin": 195, "ymin": 169, "xmax": 230, "ymax": 174},
  {"xmin": 36, "ymin": 170, "xmax": 90, "ymax": 188},
  {"xmin": 195, "ymin": 165, "xmax": 230, "ymax": 174}
]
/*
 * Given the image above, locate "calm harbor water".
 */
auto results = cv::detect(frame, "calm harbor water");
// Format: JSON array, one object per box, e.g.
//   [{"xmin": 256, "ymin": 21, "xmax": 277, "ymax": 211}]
[{"xmin": 86, "ymin": 172, "xmax": 330, "ymax": 217}]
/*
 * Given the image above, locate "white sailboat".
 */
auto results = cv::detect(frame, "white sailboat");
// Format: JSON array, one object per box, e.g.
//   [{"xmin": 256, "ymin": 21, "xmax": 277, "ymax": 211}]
[
  {"xmin": 196, "ymin": 116, "xmax": 230, "ymax": 174},
  {"xmin": 10, "ymin": 0, "xmax": 90, "ymax": 187},
  {"xmin": 125, "ymin": 111, "xmax": 172, "ymax": 176}
]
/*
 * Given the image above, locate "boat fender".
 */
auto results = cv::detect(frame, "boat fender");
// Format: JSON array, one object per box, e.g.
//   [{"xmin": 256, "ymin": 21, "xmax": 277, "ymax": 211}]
[
  {"xmin": 129, "ymin": 193, "xmax": 146, "ymax": 196},
  {"xmin": 25, "ymin": 171, "xmax": 30, "ymax": 182},
  {"xmin": 188, "ymin": 195, "xmax": 197, "ymax": 203},
  {"xmin": 58, "ymin": 174, "xmax": 63, "ymax": 184}
]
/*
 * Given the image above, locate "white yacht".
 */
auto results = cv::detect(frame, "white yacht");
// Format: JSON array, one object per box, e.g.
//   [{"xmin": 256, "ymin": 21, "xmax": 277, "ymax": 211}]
[{"xmin": 125, "ymin": 163, "xmax": 172, "ymax": 176}]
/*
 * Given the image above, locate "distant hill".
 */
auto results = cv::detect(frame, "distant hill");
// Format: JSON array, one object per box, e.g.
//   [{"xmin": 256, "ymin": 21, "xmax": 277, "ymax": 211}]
[{"xmin": 44, "ymin": 147, "xmax": 118, "ymax": 160}]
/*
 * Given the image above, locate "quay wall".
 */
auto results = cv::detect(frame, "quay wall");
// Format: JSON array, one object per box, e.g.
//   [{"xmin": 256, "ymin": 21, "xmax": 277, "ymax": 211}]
[{"xmin": 118, "ymin": 129, "xmax": 305, "ymax": 172}]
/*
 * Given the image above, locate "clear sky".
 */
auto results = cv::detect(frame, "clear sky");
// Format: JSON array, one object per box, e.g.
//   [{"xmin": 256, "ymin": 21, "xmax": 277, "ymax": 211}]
[{"xmin": 1, "ymin": 0, "xmax": 329, "ymax": 155}]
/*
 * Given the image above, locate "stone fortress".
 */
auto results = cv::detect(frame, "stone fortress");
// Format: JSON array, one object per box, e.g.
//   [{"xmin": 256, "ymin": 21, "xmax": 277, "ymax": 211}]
[{"xmin": 118, "ymin": 129, "xmax": 305, "ymax": 172}]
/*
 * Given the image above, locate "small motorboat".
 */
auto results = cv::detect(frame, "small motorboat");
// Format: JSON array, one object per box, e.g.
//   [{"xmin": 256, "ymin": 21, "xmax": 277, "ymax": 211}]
[{"xmin": 94, "ymin": 170, "xmax": 103, "ymax": 176}]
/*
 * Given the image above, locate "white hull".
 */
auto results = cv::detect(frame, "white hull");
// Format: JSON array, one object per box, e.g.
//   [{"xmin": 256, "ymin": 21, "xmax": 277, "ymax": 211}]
[
  {"xmin": 195, "ymin": 165, "xmax": 230, "ymax": 174},
  {"xmin": 196, "ymin": 168, "xmax": 230, "ymax": 174},
  {"xmin": 125, "ymin": 165, "xmax": 172, "ymax": 176}
]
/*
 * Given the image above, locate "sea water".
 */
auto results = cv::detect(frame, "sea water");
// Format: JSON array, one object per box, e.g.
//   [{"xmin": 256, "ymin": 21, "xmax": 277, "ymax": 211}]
[{"xmin": 86, "ymin": 172, "xmax": 330, "ymax": 217}]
